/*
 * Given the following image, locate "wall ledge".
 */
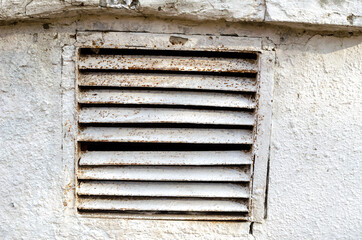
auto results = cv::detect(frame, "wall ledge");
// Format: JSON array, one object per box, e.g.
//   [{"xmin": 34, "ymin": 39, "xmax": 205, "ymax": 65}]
[{"xmin": 0, "ymin": 0, "xmax": 361, "ymax": 31}]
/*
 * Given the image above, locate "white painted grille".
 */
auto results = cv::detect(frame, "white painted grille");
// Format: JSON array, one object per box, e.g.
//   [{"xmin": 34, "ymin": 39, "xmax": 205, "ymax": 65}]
[{"xmin": 76, "ymin": 47, "xmax": 259, "ymax": 220}]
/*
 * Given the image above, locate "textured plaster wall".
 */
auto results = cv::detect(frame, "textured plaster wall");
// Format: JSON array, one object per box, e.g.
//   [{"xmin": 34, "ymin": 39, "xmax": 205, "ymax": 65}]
[
  {"xmin": 0, "ymin": 0, "xmax": 362, "ymax": 28},
  {"xmin": 265, "ymin": 0, "xmax": 362, "ymax": 27},
  {"xmin": 263, "ymin": 34, "xmax": 362, "ymax": 240},
  {"xmin": 0, "ymin": 17, "xmax": 361, "ymax": 239}
]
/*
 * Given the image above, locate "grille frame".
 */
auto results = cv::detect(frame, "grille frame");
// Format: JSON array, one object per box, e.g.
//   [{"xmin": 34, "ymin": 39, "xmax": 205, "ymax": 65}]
[{"xmin": 71, "ymin": 32, "xmax": 274, "ymax": 222}]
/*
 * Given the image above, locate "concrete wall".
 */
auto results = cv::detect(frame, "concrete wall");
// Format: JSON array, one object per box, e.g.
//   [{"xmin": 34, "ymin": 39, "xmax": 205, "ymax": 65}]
[
  {"xmin": 0, "ymin": 16, "xmax": 361, "ymax": 239},
  {"xmin": 0, "ymin": 0, "xmax": 362, "ymax": 28}
]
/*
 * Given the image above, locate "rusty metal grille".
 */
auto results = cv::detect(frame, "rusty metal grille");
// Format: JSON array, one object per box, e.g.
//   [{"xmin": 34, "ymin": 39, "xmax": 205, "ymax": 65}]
[{"xmin": 76, "ymin": 47, "xmax": 259, "ymax": 221}]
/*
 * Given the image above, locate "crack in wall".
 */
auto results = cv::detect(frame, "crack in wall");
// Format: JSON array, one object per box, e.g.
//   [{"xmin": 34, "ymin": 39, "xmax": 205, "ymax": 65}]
[
  {"xmin": 264, "ymin": 147, "xmax": 271, "ymax": 219},
  {"xmin": 24, "ymin": 0, "xmax": 34, "ymax": 15}
]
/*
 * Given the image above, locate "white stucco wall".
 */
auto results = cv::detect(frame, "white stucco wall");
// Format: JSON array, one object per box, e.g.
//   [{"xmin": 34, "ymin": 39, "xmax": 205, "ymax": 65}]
[
  {"xmin": 0, "ymin": 15, "xmax": 361, "ymax": 239},
  {"xmin": 265, "ymin": 0, "xmax": 362, "ymax": 27},
  {"xmin": 265, "ymin": 34, "xmax": 362, "ymax": 240},
  {"xmin": 0, "ymin": 0, "xmax": 362, "ymax": 28}
]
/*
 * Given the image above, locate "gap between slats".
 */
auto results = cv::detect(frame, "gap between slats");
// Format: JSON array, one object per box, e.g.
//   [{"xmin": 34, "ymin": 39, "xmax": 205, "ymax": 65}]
[
  {"xmin": 79, "ymin": 48, "xmax": 258, "ymax": 60},
  {"xmin": 81, "ymin": 142, "xmax": 252, "ymax": 152}
]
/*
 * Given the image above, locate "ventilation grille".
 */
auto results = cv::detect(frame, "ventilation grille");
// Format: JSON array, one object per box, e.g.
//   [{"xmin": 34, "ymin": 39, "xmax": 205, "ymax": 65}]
[{"xmin": 76, "ymin": 48, "xmax": 259, "ymax": 221}]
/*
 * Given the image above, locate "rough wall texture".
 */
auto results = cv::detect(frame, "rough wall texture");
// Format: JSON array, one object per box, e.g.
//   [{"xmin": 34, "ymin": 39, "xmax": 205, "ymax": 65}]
[
  {"xmin": 0, "ymin": 0, "xmax": 265, "ymax": 22},
  {"xmin": 0, "ymin": 16, "xmax": 361, "ymax": 239},
  {"xmin": 265, "ymin": 33, "xmax": 362, "ymax": 240},
  {"xmin": 0, "ymin": 0, "xmax": 362, "ymax": 28},
  {"xmin": 265, "ymin": 0, "xmax": 362, "ymax": 27}
]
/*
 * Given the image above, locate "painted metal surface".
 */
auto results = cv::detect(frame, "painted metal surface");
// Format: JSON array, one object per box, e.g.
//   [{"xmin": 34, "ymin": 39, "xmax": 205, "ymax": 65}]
[
  {"xmin": 79, "ymin": 107, "xmax": 255, "ymax": 125},
  {"xmin": 77, "ymin": 166, "xmax": 250, "ymax": 181},
  {"xmin": 78, "ymin": 181, "xmax": 249, "ymax": 198},
  {"xmin": 78, "ymin": 54, "xmax": 257, "ymax": 73},
  {"xmin": 78, "ymin": 198, "xmax": 249, "ymax": 212},
  {"xmin": 79, "ymin": 127, "xmax": 253, "ymax": 144},
  {"xmin": 74, "ymin": 32, "xmax": 273, "ymax": 220},
  {"xmin": 79, "ymin": 151, "xmax": 252, "ymax": 166},
  {"xmin": 79, "ymin": 72, "xmax": 257, "ymax": 92},
  {"xmin": 78, "ymin": 89, "xmax": 256, "ymax": 109},
  {"xmin": 78, "ymin": 212, "xmax": 249, "ymax": 221},
  {"xmin": 250, "ymin": 51, "xmax": 275, "ymax": 222}
]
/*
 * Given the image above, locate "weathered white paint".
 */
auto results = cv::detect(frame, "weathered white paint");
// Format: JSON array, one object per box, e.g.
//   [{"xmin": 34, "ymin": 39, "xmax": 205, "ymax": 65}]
[
  {"xmin": 252, "ymin": 50, "xmax": 275, "ymax": 222},
  {"xmin": 78, "ymin": 198, "xmax": 249, "ymax": 212},
  {"xmin": 79, "ymin": 151, "xmax": 253, "ymax": 166},
  {"xmin": 78, "ymin": 89, "xmax": 256, "ymax": 108},
  {"xmin": 78, "ymin": 72, "xmax": 257, "ymax": 92},
  {"xmin": 79, "ymin": 127, "xmax": 253, "ymax": 144},
  {"xmin": 78, "ymin": 181, "xmax": 250, "ymax": 198},
  {"xmin": 0, "ymin": 15, "xmax": 361, "ymax": 240},
  {"xmin": 76, "ymin": 32, "xmax": 261, "ymax": 221},
  {"xmin": 78, "ymin": 54, "xmax": 257, "ymax": 72},
  {"xmin": 77, "ymin": 166, "xmax": 250, "ymax": 181},
  {"xmin": 79, "ymin": 107, "xmax": 255, "ymax": 125}
]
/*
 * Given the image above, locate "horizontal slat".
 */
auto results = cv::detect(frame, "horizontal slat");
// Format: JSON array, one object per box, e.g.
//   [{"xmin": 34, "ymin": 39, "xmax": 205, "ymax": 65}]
[
  {"xmin": 77, "ymin": 166, "xmax": 250, "ymax": 182},
  {"xmin": 78, "ymin": 72, "xmax": 257, "ymax": 92},
  {"xmin": 78, "ymin": 182, "xmax": 249, "ymax": 198},
  {"xmin": 78, "ymin": 89, "xmax": 256, "ymax": 109},
  {"xmin": 79, "ymin": 127, "xmax": 253, "ymax": 144},
  {"xmin": 78, "ymin": 198, "xmax": 248, "ymax": 212},
  {"xmin": 78, "ymin": 55, "xmax": 257, "ymax": 73},
  {"xmin": 79, "ymin": 107, "xmax": 255, "ymax": 126},
  {"xmin": 79, "ymin": 151, "xmax": 252, "ymax": 166}
]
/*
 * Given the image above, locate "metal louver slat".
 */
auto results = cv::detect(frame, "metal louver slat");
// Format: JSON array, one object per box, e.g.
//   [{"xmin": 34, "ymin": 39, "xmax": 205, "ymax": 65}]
[
  {"xmin": 79, "ymin": 151, "xmax": 252, "ymax": 166},
  {"xmin": 78, "ymin": 72, "xmax": 257, "ymax": 92},
  {"xmin": 78, "ymin": 166, "xmax": 250, "ymax": 182},
  {"xmin": 79, "ymin": 127, "xmax": 253, "ymax": 144},
  {"xmin": 78, "ymin": 182, "xmax": 250, "ymax": 198},
  {"xmin": 78, "ymin": 55, "xmax": 257, "ymax": 73},
  {"xmin": 79, "ymin": 107, "xmax": 255, "ymax": 125},
  {"xmin": 76, "ymin": 40, "xmax": 260, "ymax": 220},
  {"xmin": 78, "ymin": 198, "xmax": 249, "ymax": 212},
  {"xmin": 78, "ymin": 89, "xmax": 256, "ymax": 109}
]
